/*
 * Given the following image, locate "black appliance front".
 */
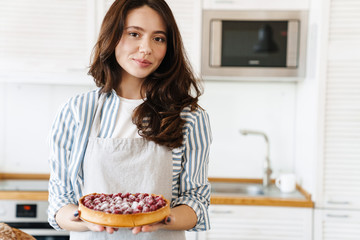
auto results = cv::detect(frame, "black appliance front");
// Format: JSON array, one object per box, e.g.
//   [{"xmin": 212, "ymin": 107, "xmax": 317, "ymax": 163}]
[
  {"xmin": 221, "ymin": 20, "xmax": 288, "ymax": 67},
  {"xmin": 32, "ymin": 236, "xmax": 69, "ymax": 240},
  {"xmin": 6, "ymin": 222, "xmax": 69, "ymax": 240}
]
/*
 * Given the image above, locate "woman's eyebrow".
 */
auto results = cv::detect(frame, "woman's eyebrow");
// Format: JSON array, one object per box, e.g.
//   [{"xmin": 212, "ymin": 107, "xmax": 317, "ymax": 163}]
[{"xmin": 125, "ymin": 26, "xmax": 166, "ymax": 35}]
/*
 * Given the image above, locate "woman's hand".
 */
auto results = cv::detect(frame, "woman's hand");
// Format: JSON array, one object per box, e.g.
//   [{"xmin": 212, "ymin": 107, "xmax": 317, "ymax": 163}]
[
  {"xmin": 72, "ymin": 210, "xmax": 119, "ymax": 234},
  {"xmin": 132, "ymin": 204, "xmax": 197, "ymax": 234},
  {"xmin": 131, "ymin": 215, "xmax": 172, "ymax": 234},
  {"xmin": 55, "ymin": 204, "xmax": 118, "ymax": 233}
]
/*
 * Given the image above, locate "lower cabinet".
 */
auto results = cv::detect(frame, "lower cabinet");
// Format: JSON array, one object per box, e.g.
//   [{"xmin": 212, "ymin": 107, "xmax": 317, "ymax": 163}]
[
  {"xmin": 197, "ymin": 205, "xmax": 313, "ymax": 240},
  {"xmin": 314, "ymin": 209, "xmax": 360, "ymax": 240},
  {"xmin": 185, "ymin": 231, "xmax": 198, "ymax": 240}
]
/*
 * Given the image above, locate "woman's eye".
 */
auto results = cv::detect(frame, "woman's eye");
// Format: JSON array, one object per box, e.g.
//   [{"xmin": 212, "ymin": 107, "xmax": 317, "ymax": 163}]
[
  {"xmin": 154, "ymin": 37, "xmax": 166, "ymax": 43},
  {"xmin": 129, "ymin": 32, "xmax": 139, "ymax": 37}
]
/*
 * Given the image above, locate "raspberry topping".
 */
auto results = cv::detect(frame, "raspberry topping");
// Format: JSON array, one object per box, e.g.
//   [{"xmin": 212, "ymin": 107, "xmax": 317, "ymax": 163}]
[{"xmin": 82, "ymin": 193, "xmax": 167, "ymax": 214}]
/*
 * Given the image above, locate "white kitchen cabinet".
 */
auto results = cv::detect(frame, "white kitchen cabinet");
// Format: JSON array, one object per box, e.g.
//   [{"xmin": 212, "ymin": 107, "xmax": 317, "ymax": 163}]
[
  {"xmin": 303, "ymin": 0, "xmax": 360, "ymax": 238},
  {"xmin": 314, "ymin": 209, "xmax": 360, "ymax": 240},
  {"xmin": 185, "ymin": 231, "xmax": 198, "ymax": 240},
  {"xmin": 316, "ymin": 0, "xmax": 360, "ymax": 210},
  {"xmin": 203, "ymin": 0, "xmax": 309, "ymax": 10},
  {"xmin": 0, "ymin": 0, "xmax": 95, "ymax": 85},
  {"xmin": 197, "ymin": 205, "xmax": 312, "ymax": 240}
]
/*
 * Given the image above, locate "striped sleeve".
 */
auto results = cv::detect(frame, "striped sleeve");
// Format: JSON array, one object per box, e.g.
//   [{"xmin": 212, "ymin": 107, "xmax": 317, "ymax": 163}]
[
  {"xmin": 172, "ymin": 107, "xmax": 212, "ymax": 231},
  {"xmin": 47, "ymin": 97, "xmax": 79, "ymax": 230}
]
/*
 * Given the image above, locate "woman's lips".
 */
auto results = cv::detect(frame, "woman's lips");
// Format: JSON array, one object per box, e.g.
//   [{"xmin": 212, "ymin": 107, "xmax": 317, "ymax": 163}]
[{"xmin": 134, "ymin": 58, "xmax": 152, "ymax": 67}]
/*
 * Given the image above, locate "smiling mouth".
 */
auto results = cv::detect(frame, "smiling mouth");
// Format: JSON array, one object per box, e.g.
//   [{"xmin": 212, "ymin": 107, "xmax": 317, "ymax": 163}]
[{"xmin": 134, "ymin": 58, "xmax": 152, "ymax": 67}]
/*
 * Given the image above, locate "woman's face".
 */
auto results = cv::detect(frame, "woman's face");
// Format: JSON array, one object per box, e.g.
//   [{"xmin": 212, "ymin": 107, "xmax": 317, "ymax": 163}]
[{"xmin": 115, "ymin": 5, "xmax": 167, "ymax": 81}]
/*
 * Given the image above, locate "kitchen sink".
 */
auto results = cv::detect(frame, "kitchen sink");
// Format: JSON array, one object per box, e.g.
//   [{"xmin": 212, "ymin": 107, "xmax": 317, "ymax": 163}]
[
  {"xmin": 211, "ymin": 182, "xmax": 265, "ymax": 196},
  {"xmin": 210, "ymin": 181, "xmax": 306, "ymax": 199}
]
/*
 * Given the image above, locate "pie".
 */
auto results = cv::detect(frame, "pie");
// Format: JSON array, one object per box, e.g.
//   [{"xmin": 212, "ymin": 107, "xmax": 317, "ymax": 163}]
[
  {"xmin": 78, "ymin": 192, "xmax": 170, "ymax": 227},
  {"xmin": 0, "ymin": 223, "xmax": 36, "ymax": 240}
]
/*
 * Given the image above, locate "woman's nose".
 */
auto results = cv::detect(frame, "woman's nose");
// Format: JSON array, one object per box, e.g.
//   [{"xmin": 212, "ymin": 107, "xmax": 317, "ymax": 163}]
[{"xmin": 139, "ymin": 39, "xmax": 152, "ymax": 55}]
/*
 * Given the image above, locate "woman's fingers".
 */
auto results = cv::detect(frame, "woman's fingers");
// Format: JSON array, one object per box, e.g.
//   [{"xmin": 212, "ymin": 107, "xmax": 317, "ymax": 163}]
[
  {"xmin": 86, "ymin": 223, "xmax": 104, "ymax": 232},
  {"xmin": 71, "ymin": 210, "xmax": 81, "ymax": 221},
  {"xmin": 73, "ymin": 210, "xmax": 117, "ymax": 233},
  {"xmin": 132, "ymin": 226, "xmax": 142, "ymax": 234},
  {"xmin": 105, "ymin": 227, "xmax": 119, "ymax": 233},
  {"xmin": 164, "ymin": 216, "xmax": 172, "ymax": 225},
  {"xmin": 132, "ymin": 216, "xmax": 173, "ymax": 234},
  {"xmin": 70, "ymin": 210, "xmax": 101, "ymax": 231}
]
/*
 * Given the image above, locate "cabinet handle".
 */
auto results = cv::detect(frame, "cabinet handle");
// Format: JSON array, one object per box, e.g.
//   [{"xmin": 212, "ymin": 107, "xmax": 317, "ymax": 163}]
[
  {"xmin": 211, "ymin": 210, "xmax": 233, "ymax": 214},
  {"xmin": 327, "ymin": 201, "xmax": 350, "ymax": 205},
  {"xmin": 326, "ymin": 214, "xmax": 349, "ymax": 218}
]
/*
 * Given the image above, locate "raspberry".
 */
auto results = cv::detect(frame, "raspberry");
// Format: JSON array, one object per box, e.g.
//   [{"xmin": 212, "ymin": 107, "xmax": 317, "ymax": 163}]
[
  {"xmin": 82, "ymin": 192, "xmax": 166, "ymax": 214},
  {"xmin": 121, "ymin": 193, "xmax": 130, "ymax": 198},
  {"xmin": 145, "ymin": 196, "xmax": 155, "ymax": 205},
  {"xmin": 113, "ymin": 209, "xmax": 123, "ymax": 214},
  {"xmin": 129, "ymin": 194, "xmax": 136, "ymax": 201},
  {"xmin": 123, "ymin": 209, "xmax": 132, "ymax": 214}
]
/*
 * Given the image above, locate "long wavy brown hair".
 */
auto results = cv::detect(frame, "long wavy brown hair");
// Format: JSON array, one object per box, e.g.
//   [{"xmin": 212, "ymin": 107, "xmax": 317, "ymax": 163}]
[{"xmin": 88, "ymin": 0, "xmax": 202, "ymax": 148}]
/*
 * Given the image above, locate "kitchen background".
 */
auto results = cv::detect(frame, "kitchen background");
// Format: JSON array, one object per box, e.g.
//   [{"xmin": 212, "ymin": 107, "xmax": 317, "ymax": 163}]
[
  {"xmin": 0, "ymin": 0, "xmax": 307, "ymax": 183},
  {"xmin": 0, "ymin": 0, "xmax": 359, "ymax": 239}
]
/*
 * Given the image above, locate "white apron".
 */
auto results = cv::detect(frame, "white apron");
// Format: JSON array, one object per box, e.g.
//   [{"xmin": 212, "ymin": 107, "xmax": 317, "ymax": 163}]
[{"xmin": 70, "ymin": 95, "xmax": 186, "ymax": 240}]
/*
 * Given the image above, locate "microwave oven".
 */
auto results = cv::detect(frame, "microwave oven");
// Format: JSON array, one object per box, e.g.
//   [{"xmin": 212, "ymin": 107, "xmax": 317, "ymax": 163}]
[{"xmin": 201, "ymin": 10, "xmax": 308, "ymax": 81}]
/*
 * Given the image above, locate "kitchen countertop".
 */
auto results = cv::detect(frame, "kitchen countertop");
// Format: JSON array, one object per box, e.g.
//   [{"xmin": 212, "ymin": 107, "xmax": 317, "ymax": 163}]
[
  {"xmin": 209, "ymin": 177, "xmax": 314, "ymax": 208},
  {"xmin": 0, "ymin": 173, "xmax": 314, "ymax": 208},
  {"xmin": 0, "ymin": 173, "xmax": 49, "ymax": 200}
]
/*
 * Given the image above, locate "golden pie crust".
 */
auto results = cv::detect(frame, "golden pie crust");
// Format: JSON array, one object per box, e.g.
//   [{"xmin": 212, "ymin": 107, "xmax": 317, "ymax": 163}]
[
  {"xmin": 78, "ymin": 193, "xmax": 170, "ymax": 227},
  {"xmin": 0, "ymin": 223, "xmax": 36, "ymax": 240}
]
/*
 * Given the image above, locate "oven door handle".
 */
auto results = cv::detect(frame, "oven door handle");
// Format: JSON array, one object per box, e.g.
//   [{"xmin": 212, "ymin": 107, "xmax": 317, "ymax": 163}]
[{"xmin": 20, "ymin": 228, "xmax": 70, "ymax": 236}]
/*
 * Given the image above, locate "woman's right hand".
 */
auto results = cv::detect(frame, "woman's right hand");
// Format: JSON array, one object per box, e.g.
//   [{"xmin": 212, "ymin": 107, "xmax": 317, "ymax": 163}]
[
  {"xmin": 55, "ymin": 204, "xmax": 117, "ymax": 233},
  {"xmin": 72, "ymin": 210, "xmax": 118, "ymax": 233}
]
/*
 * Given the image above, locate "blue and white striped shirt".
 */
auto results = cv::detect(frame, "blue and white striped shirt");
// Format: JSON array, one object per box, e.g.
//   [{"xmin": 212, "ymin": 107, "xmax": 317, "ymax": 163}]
[{"xmin": 48, "ymin": 88, "xmax": 212, "ymax": 231}]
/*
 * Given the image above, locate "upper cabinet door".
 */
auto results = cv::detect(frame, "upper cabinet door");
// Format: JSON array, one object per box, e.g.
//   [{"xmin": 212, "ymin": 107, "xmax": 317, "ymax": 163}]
[
  {"xmin": 163, "ymin": 0, "xmax": 202, "ymax": 72},
  {"xmin": 0, "ymin": 0, "xmax": 95, "ymax": 84},
  {"xmin": 203, "ymin": 0, "xmax": 310, "ymax": 10}
]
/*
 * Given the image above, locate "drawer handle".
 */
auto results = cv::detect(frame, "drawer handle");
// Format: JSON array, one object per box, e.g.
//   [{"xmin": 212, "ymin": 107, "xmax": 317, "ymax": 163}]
[
  {"xmin": 327, "ymin": 201, "xmax": 350, "ymax": 205},
  {"xmin": 211, "ymin": 210, "xmax": 233, "ymax": 214},
  {"xmin": 326, "ymin": 214, "xmax": 349, "ymax": 218}
]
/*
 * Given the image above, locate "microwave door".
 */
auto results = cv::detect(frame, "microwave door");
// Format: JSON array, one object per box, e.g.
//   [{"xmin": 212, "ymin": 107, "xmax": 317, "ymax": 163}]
[
  {"xmin": 210, "ymin": 20, "xmax": 222, "ymax": 67},
  {"xmin": 210, "ymin": 20, "xmax": 289, "ymax": 68},
  {"xmin": 286, "ymin": 20, "xmax": 300, "ymax": 67}
]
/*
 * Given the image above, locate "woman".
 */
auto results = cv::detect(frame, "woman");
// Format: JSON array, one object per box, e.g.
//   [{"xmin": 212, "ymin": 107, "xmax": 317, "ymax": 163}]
[{"xmin": 48, "ymin": 0, "xmax": 212, "ymax": 239}]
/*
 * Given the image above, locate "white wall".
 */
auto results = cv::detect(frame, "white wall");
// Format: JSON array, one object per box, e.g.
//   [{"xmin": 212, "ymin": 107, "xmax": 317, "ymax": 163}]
[
  {"xmin": 0, "ymin": 83, "xmax": 5, "ymax": 171},
  {"xmin": 294, "ymin": 0, "xmax": 326, "ymax": 199},
  {"xmin": 201, "ymin": 81, "xmax": 296, "ymax": 178},
  {"xmin": 0, "ymin": 83, "xmax": 94, "ymax": 173},
  {"xmin": 0, "ymin": 80, "xmax": 296, "ymax": 177}
]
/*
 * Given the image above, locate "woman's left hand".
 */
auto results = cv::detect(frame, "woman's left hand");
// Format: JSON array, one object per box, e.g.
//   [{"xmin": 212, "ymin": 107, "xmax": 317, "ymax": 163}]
[
  {"xmin": 131, "ymin": 204, "xmax": 197, "ymax": 234},
  {"xmin": 131, "ymin": 215, "xmax": 172, "ymax": 234}
]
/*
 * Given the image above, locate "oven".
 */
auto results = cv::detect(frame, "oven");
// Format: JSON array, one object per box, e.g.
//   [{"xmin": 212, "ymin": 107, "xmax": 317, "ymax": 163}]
[{"xmin": 0, "ymin": 179, "xmax": 69, "ymax": 239}]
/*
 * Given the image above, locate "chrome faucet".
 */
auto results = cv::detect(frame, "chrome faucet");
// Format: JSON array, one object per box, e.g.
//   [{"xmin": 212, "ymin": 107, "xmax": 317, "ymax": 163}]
[{"xmin": 239, "ymin": 129, "xmax": 273, "ymax": 187}]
